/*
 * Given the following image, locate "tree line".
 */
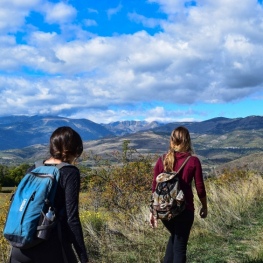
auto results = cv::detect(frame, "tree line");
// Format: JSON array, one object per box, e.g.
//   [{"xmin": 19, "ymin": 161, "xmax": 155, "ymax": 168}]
[{"xmin": 0, "ymin": 163, "xmax": 31, "ymax": 188}]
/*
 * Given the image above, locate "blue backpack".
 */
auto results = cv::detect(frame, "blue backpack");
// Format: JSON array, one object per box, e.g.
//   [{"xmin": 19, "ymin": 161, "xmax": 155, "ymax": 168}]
[{"xmin": 3, "ymin": 162, "xmax": 69, "ymax": 249}]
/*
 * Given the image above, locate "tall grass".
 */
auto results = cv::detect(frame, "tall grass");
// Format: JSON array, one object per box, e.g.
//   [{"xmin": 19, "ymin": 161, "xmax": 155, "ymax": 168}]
[
  {"xmin": 193, "ymin": 170, "xmax": 263, "ymax": 235},
  {"xmin": 1, "ymin": 169, "xmax": 263, "ymax": 262},
  {"xmin": 81, "ymin": 169, "xmax": 263, "ymax": 262},
  {"xmin": 188, "ymin": 170, "xmax": 263, "ymax": 262},
  {"xmin": 0, "ymin": 193, "xmax": 11, "ymax": 263}
]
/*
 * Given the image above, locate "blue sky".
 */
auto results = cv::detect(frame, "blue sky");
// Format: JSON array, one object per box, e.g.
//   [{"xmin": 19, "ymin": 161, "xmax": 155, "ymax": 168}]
[{"xmin": 0, "ymin": 0, "xmax": 263, "ymax": 123}]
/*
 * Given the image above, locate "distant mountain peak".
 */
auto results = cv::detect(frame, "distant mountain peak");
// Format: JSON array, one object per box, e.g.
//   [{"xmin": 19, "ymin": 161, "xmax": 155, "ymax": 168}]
[{"xmin": 0, "ymin": 115, "xmax": 263, "ymax": 152}]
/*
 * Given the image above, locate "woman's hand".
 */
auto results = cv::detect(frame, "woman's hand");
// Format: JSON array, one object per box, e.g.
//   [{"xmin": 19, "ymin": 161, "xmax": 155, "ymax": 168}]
[
  {"xmin": 199, "ymin": 206, "xmax": 208, "ymax": 218},
  {"xmin": 149, "ymin": 212, "xmax": 158, "ymax": 228},
  {"xmin": 199, "ymin": 196, "xmax": 208, "ymax": 218}
]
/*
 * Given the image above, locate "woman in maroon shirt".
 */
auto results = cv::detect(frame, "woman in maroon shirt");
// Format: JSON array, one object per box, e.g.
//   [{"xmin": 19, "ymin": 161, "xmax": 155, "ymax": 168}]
[{"xmin": 149, "ymin": 126, "xmax": 207, "ymax": 263}]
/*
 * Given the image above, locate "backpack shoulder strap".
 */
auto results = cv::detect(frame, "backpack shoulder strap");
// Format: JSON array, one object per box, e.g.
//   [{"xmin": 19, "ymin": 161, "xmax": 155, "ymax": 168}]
[
  {"xmin": 34, "ymin": 160, "xmax": 44, "ymax": 168},
  {"xmin": 160, "ymin": 155, "xmax": 191, "ymax": 180},
  {"xmin": 55, "ymin": 162, "xmax": 73, "ymax": 169},
  {"xmin": 174, "ymin": 156, "xmax": 191, "ymax": 174},
  {"xmin": 161, "ymin": 155, "xmax": 191, "ymax": 174},
  {"xmin": 34, "ymin": 160, "xmax": 73, "ymax": 170}
]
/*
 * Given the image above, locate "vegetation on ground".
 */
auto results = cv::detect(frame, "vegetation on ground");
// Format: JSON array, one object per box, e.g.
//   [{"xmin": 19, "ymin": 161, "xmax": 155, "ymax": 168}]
[
  {"xmin": 1, "ymin": 142, "xmax": 263, "ymax": 262},
  {"xmin": 0, "ymin": 193, "xmax": 11, "ymax": 262}
]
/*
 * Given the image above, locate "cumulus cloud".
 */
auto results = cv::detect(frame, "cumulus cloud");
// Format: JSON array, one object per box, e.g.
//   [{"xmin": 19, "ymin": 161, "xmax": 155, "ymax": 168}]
[
  {"xmin": 0, "ymin": 0, "xmax": 263, "ymax": 123},
  {"xmin": 43, "ymin": 2, "xmax": 77, "ymax": 24},
  {"xmin": 128, "ymin": 12, "xmax": 162, "ymax": 28},
  {"xmin": 0, "ymin": 0, "xmax": 41, "ymax": 33}
]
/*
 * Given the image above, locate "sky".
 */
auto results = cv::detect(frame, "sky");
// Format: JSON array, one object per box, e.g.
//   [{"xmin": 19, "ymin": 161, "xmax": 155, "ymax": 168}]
[{"xmin": 0, "ymin": 0, "xmax": 263, "ymax": 124}]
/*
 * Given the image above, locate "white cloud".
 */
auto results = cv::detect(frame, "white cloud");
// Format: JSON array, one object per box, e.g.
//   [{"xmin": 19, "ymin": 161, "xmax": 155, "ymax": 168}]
[
  {"xmin": 69, "ymin": 106, "xmax": 199, "ymax": 123},
  {"xmin": 3, "ymin": 0, "xmax": 41, "ymax": 7},
  {"xmin": 0, "ymin": 0, "xmax": 41, "ymax": 33},
  {"xmin": 107, "ymin": 4, "xmax": 122, "ymax": 19},
  {"xmin": 128, "ymin": 12, "xmax": 162, "ymax": 28},
  {"xmin": 43, "ymin": 2, "xmax": 77, "ymax": 24},
  {"xmin": 0, "ymin": 0, "xmax": 263, "ymax": 122},
  {"xmin": 145, "ymin": 106, "xmax": 198, "ymax": 123},
  {"xmin": 84, "ymin": 19, "xmax": 97, "ymax": 27},
  {"xmin": 147, "ymin": 0, "xmax": 185, "ymax": 15}
]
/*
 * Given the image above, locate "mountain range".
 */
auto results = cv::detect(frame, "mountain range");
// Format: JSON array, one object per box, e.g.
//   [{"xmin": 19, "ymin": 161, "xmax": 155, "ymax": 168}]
[
  {"xmin": 0, "ymin": 115, "xmax": 263, "ymax": 175},
  {"xmin": 0, "ymin": 115, "xmax": 113, "ymax": 150}
]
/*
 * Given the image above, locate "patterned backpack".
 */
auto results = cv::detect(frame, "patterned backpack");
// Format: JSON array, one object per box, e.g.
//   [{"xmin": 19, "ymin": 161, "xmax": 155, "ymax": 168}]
[{"xmin": 150, "ymin": 156, "xmax": 191, "ymax": 220}]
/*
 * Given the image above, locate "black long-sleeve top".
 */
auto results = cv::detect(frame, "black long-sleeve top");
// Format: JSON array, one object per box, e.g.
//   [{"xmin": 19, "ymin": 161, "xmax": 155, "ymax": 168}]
[
  {"xmin": 27, "ymin": 163, "xmax": 88, "ymax": 263},
  {"xmin": 54, "ymin": 165, "xmax": 88, "ymax": 263}
]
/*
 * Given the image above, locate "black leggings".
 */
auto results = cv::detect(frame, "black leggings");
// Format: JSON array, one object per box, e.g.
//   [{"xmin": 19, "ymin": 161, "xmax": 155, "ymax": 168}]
[
  {"xmin": 9, "ymin": 234, "xmax": 78, "ymax": 263},
  {"xmin": 162, "ymin": 209, "xmax": 194, "ymax": 263}
]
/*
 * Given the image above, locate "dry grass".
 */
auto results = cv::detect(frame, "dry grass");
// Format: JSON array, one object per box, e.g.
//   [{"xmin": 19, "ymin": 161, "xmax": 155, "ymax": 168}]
[
  {"xmin": 188, "ymin": 171, "xmax": 263, "ymax": 262},
  {"xmin": 75, "ymin": 168, "xmax": 263, "ymax": 262},
  {"xmin": 1, "ymin": 168, "xmax": 263, "ymax": 262},
  {"xmin": 0, "ymin": 194, "xmax": 12, "ymax": 263},
  {"xmin": 193, "ymin": 171, "xmax": 263, "ymax": 235}
]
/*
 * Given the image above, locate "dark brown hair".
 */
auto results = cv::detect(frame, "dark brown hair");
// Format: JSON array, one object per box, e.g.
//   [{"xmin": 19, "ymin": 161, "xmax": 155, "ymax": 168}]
[
  {"xmin": 163, "ymin": 126, "xmax": 194, "ymax": 172},
  {"xmin": 49, "ymin": 126, "xmax": 83, "ymax": 163}
]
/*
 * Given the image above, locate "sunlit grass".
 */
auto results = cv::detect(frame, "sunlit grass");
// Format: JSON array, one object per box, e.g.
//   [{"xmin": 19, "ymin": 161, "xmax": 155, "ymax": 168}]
[
  {"xmin": 79, "ymin": 169, "xmax": 263, "ymax": 262},
  {"xmin": 1, "ymin": 168, "xmax": 263, "ymax": 262},
  {"xmin": 0, "ymin": 193, "xmax": 11, "ymax": 263}
]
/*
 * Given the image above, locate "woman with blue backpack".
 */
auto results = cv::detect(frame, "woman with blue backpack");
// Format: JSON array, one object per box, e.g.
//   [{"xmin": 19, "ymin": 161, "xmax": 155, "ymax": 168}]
[
  {"xmin": 149, "ymin": 126, "xmax": 207, "ymax": 263},
  {"xmin": 8, "ymin": 126, "xmax": 89, "ymax": 263}
]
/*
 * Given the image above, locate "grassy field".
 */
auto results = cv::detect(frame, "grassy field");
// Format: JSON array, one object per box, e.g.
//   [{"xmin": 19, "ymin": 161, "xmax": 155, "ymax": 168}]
[
  {"xmin": 76, "ymin": 169, "xmax": 263, "ymax": 263},
  {"xmin": 1, "ymin": 172, "xmax": 263, "ymax": 262},
  {"xmin": 0, "ymin": 193, "xmax": 10, "ymax": 205},
  {"xmin": 0, "ymin": 191, "xmax": 12, "ymax": 263}
]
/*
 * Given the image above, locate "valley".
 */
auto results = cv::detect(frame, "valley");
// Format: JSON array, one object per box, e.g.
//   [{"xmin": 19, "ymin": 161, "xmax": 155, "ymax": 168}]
[{"xmin": 0, "ymin": 115, "xmax": 262, "ymax": 177}]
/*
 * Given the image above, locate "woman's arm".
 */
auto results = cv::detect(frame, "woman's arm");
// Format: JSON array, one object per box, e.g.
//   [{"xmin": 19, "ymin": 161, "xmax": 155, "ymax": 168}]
[
  {"xmin": 64, "ymin": 167, "xmax": 89, "ymax": 263},
  {"xmin": 193, "ymin": 157, "xmax": 208, "ymax": 218}
]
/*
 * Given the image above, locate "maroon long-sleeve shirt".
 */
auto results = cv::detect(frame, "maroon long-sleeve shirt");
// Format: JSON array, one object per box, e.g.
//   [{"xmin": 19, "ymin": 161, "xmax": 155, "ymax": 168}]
[{"xmin": 152, "ymin": 152, "xmax": 206, "ymax": 212}]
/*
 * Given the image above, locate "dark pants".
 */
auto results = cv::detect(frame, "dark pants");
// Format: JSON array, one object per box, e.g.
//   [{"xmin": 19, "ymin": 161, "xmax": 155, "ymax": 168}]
[
  {"xmin": 9, "ymin": 233, "xmax": 78, "ymax": 263},
  {"xmin": 162, "ymin": 209, "xmax": 194, "ymax": 263}
]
